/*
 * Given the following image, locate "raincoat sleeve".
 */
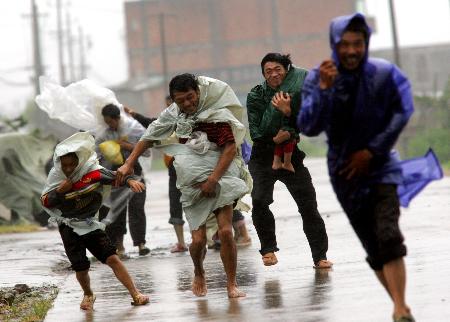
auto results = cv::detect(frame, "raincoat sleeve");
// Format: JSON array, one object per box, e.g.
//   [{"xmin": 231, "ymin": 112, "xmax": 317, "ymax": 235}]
[
  {"xmin": 246, "ymin": 85, "xmax": 283, "ymax": 141},
  {"xmin": 297, "ymin": 68, "xmax": 332, "ymax": 136},
  {"xmin": 367, "ymin": 66, "xmax": 414, "ymax": 156}
]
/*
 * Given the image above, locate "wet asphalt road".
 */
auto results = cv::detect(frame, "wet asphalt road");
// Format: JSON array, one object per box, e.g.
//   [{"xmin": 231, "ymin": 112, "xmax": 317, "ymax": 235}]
[{"xmin": 1, "ymin": 158, "xmax": 449, "ymax": 322}]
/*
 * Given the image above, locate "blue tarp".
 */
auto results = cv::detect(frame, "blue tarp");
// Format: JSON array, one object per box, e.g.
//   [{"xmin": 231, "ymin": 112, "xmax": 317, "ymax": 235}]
[
  {"xmin": 398, "ymin": 148, "xmax": 443, "ymax": 207},
  {"xmin": 241, "ymin": 140, "xmax": 252, "ymax": 164}
]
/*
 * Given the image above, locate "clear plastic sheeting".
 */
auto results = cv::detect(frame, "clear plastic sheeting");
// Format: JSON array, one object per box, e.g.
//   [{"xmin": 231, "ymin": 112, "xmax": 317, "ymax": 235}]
[
  {"xmin": 0, "ymin": 132, "xmax": 56, "ymax": 222},
  {"xmin": 35, "ymin": 76, "xmax": 121, "ymax": 133}
]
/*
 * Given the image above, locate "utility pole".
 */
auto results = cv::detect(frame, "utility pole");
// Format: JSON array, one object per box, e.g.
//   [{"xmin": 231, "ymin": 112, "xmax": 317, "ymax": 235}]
[
  {"xmin": 66, "ymin": 9, "xmax": 75, "ymax": 82},
  {"xmin": 56, "ymin": 0, "xmax": 66, "ymax": 85},
  {"xmin": 78, "ymin": 25, "xmax": 87, "ymax": 79},
  {"xmin": 388, "ymin": 0, "xmax": 401, "ymax": 68},
  {"xmin": 139, "ymin": 1, "xmax": 151, "ymax": 76},
  {"xmin": 270, "ymin": 0, "xmax": 281, "ymax": 51},
  {"xmin": 159, "ymin": 13, "xmax": 169, "ymax": 91},
  {"xmin": 31, "ymin": 0, "xmax": 44, "ymax": 96}
]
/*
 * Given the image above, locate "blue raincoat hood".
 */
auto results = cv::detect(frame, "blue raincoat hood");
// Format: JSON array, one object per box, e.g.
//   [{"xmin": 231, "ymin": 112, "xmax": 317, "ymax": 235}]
[
  {"xmin": 298, "ymin": 12, "xmax": 442, "ymax": 210},
  {"xmin": 329, "ymin": 13, "xmax": 371, "ymax": 69}
]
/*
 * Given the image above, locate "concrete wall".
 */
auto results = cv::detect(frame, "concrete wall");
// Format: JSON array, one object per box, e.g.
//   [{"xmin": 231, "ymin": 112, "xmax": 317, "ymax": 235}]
[
  {"xmin": 123, "ymin": 0, "xmax": 357, "ymax": 107},
  {"xmin": 371, "ymin": 43, "xmax": 450, "ymax": 96}
]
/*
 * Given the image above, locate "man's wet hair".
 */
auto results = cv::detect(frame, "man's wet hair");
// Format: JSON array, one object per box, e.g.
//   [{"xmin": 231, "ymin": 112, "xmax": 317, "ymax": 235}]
[
  {"xmin": 260, "ymin": 53, "xmax": 292, "ymax": 75},
  {"xmin": 61, "ymin": 152, "xmax": 78, "ymax": 162},
  {"xmin": 101, "ymin": 104, "xmax": 121, "ymax": 119},
  {"xmin": 344, "ymin": 17, "xmax": 368, "ymax": 41},
  {"xmin": 169, "ymin": 73, "xmax": 199, "ymax": 99}
]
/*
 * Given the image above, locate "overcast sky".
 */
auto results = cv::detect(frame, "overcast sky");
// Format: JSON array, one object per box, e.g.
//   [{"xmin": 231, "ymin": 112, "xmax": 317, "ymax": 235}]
[{"xmin": 0, "ymin": 0, "xmax": 449, "ymax": 118}]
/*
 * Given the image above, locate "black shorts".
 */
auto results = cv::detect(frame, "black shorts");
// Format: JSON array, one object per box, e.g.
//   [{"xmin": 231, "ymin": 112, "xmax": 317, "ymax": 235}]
[
  {"xmin": 347, "ymin": 184, "xmax": 407, "ymax": 270},
  {"xmin": 58, "ymin": 224, "xmax": 117, "ymax": 272}
]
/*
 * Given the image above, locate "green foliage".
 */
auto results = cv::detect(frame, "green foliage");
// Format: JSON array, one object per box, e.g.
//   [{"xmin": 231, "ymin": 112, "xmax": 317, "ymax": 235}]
[
  {"xmin": 0, "ymin": 285, "xmax": 58, "ymax": 322},
  {"xmin": 0, "ymin": 224, "xmax": 41, "ymax": 234},
  {"xmin": 407, "ymin": 128, "xmax": 450, "ymax": 161}
]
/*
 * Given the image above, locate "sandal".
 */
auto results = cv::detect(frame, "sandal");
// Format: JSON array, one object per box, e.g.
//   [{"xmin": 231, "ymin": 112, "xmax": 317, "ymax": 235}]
[
  {"xmin": 131, "ymin": 293, "xmax": 149, "ymax": 306},
  {"xmin": 138, "ymin": 244, "xmax": 151, "ymax": 256},
  {"xmin": 262, "ymin": 252, "xmax": 278, "ymax": 266},
  {"xmin": 393, "ymin": 315, "xmax": 415, "ymax": 322},
  {"xmin": 313, "ymin": 259, "xmax": 333, "ymax": 269},
  {"xmin": 235, "ymin": 236, "xmax": 252, "ymax": 247},
  {"xmin": 80, "ymin": 294, "xmax": 96, "ymax": 310}
]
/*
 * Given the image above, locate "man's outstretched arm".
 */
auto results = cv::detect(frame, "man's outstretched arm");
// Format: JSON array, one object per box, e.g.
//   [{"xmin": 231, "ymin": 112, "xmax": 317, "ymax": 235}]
[{"xmin": 116, "ymin": 140, "xmax": 153, "ymax": 183}]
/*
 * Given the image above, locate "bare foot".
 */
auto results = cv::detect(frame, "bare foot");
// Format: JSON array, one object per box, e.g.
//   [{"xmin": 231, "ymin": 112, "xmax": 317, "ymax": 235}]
[
  {"xmin": 131, "ymin": 292, "xmax": 150, "ymax": 306},
  {"xmin": 313, "ymin": 259, "xmax": 333, "ymax": 269},
  {"xmin": 235, "ymin": 236, "xmax": 252, "ymax": 247},
  {"xmin": 192, "ymin": 274, "xmax": 207, "ymax": 297},
  {"xmin": 227, "ymin": 285, "xmax": 246, "ymax": 298},
  {"xmin": 272, "ymin": 160, "xmax": 282, "ymax": 170},
  {"xmin": 282, "ymin": 163, "xmax": 295, "ymax": 172}
]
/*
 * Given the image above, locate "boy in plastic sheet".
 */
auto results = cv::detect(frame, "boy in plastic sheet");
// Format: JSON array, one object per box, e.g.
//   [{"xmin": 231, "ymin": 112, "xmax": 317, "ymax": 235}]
[{"xmin": 40, "ymin": 132, "xmax": 149, "ymax": 310}]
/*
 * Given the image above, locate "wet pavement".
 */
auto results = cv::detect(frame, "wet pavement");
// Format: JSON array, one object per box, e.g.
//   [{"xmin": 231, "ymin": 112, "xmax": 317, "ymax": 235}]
[{"xmin": 1, "ymin": 158, "xmax": 449, "ymax": 321}]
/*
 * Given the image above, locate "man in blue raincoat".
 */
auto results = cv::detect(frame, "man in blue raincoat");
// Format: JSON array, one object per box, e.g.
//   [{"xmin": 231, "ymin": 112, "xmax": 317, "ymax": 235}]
[{"xmin": 295, "ymin": 13, "xmax": 417, "ymax": 322}]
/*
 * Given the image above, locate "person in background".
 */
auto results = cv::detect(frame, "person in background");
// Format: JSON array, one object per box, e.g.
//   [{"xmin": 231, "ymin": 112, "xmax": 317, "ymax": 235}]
[
  {"xmin": 124, "ymin": 96, "xmax": 188, "ymax": 253},
  {"xmin": 97, "ymin": 104, "xmax": 150, "ymax": 256}
]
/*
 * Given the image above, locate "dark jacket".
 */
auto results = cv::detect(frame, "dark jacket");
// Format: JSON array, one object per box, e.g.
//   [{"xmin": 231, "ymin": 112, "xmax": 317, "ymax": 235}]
[{"xmin": 247, "ymin": 67, "xmax": 307, "ymax": 143}]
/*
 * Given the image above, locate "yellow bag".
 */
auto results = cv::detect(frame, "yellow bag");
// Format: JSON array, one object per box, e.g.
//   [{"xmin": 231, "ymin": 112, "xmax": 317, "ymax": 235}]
[{"xmin": 98, "ymin": 140, "xmax": 124, "ymax": 165}]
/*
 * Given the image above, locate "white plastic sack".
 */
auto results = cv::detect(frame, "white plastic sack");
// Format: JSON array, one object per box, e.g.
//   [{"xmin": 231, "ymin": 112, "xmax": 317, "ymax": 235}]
[{"xmin": 185, "ymin": 131, "xmax": 217, "ymax": 154}]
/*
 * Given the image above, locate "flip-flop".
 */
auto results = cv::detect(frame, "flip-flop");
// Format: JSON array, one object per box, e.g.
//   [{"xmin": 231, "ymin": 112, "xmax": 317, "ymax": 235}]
[
  {"xmin": 393, "ymin": 315, "xmax": 415, "ymax": 322},
  {"xmin": 80, "ymin": 294, "xmax": 96, "ymax": 310},
  {"xmin": 170, "ymin": 243, "xmax": 188, "ymax": 253}
]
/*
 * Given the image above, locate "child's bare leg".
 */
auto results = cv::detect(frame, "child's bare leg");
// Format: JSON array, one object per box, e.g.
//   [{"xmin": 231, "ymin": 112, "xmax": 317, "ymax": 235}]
[
  {"xmin": 76, "ymin": 269, "xmax": 96, "ymax": 310},
  {"xmin": 76, "ymin": 269, "xmax": 93, "ymax": 295},
  {"xmin": 272, "ymin": 154, "xmax": 282, "ymax": 170},
  {"xmin": 282, "ymin": 151, "xmax": 295, "ymax": 172},
  {"xmin": 106, "ymin": 254, "xmax": 149, "ymax": 305}
]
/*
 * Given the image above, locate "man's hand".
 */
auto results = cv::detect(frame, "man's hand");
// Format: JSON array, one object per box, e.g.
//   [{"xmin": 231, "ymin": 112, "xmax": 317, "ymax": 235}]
[
  {"xmin": 339, "ymin": 149, "xmax": 373, "ymax": 180},
  {"xmin": 117, "ymin": 139, "xmax": 134, "ymax": 152},
  {"xmin": 128, "ymin": 180, "xmax": 146, "ymax": 193},
  {"xmin": 194, "ymin": 177, "xmax": 218, "ymax": 198},
  {"xmin": 56, "ymin": 179, "xmax": 73, "ymax": 194},
  {"xmin": 272, "ymin": 91, "xmax": 291, "ymax": 116},
  {"xmin": 123, "ymin": 106, "xmax": 136, "ymax": 117},
  {"xmin": 116, "ymin": 163, "xmax": 134, "ymax": 185},
  {"xmin": 273, "ymin": 129, "xmax": 291, "ymax": 144},
  {"xmin": 319, "ymin": 59, "xmax": 338, "ymax": 90}
]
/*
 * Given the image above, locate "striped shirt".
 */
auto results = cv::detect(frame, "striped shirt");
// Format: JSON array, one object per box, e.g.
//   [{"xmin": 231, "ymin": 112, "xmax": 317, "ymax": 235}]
[{"xmin": 180, "ymin": 122, "xmax": 235, "ymax": 146}]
